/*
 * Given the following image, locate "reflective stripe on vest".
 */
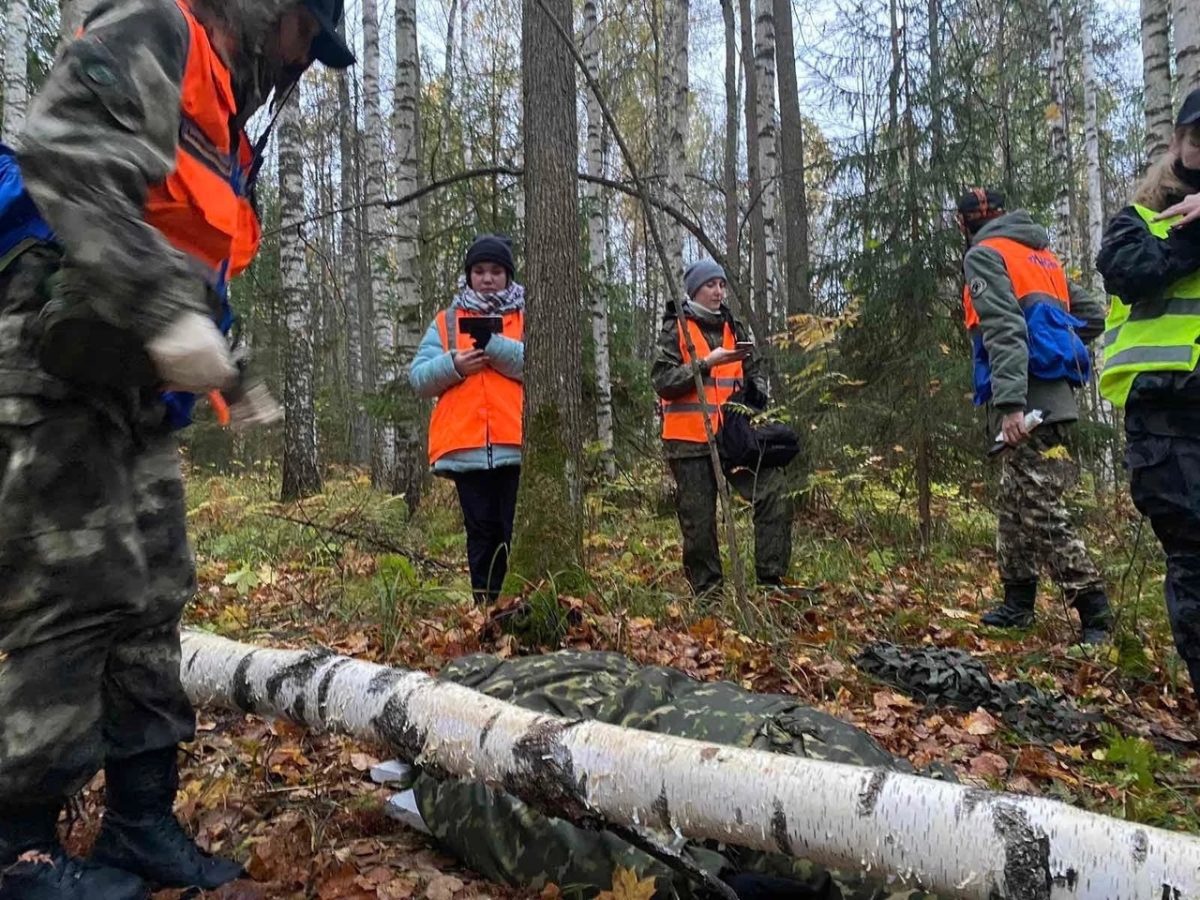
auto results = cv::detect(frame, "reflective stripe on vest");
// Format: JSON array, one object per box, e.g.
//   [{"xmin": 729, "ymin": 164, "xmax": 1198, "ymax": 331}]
[
  {"xmin": 142, "ymin": 0, "xmax": 261, "ymax": 297},
  {"xmin": 661, "ymin": 317, "xmax": 743, "ymax": 442},
  {"xmin": 1099, "ymin": 204, "xmax": 1200, "ymax": 407},
  {"xmin": 427, "ymin": 307, "xmax": 525, "ymax": 465}
]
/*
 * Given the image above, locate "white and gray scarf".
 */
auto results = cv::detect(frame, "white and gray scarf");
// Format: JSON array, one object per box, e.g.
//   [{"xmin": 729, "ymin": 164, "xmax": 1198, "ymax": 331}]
[{"xmin": 451, "ymin": 278, "xmax": 527, "ymax": 314}]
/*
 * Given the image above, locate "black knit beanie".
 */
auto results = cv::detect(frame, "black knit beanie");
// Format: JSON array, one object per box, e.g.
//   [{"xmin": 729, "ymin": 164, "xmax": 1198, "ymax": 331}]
[{"xmin": 464, "ymin": 234, "xmax": 516, "ymax": 280}]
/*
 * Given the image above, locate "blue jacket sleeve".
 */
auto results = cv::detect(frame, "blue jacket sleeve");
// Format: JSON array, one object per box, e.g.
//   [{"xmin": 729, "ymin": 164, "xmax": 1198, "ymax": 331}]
[
  {"xmin": 409, "ymin": 320, "xmax": 462, "ymax": 399},
  {"xmin": 484, "ymin": 334, "xmax": 524, "ymax": 382}
]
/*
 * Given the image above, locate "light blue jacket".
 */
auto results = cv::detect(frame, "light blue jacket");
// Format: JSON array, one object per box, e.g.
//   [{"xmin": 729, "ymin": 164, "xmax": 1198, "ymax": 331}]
[{"xmin": 409, "ymin": 315, "xmax": 524, "ymax": 473}]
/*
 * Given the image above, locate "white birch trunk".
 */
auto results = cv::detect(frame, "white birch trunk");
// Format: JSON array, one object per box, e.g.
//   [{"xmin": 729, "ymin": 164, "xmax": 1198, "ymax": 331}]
[
  {"xmin": 1048, "ymin": 0, "xmax": 1073, "ymax": 265},
  {"xmin": 754, "ymin": 0, "xmax": 781, "ymax": 325},
  {"xmin": 658, "ymin": 0, "xmax": 687, "ymax": 281},
  {"xmin": 2, "ymin": 0, "xmax": 29, "ymax": 145},
  {"xmin": 393, "ymin": 0, "xmax": 426, "ymax": 506},
  {"xmin": 363, "ymin": 0, "xmax": 398, "ymax": 490},
  {"xmin": 1082, "ymin": 9, "xmax": 1104, "ymax": 274},
  {"xmin": 279, "ymin": 90, "xmax": 322, "ymax": 501},
  {"xmin": 1142, "ymin": 0, "xmax": 1173, "ymax": 166},
  {"xmin": 338, "ymin": 72, "xmax": 370, "ymax": 466},
  {"xmin": 1178, "ymin": 0, "xmax": 1200, "ymax": 99},
  {"xmin": 180, "ymin": 630, "xmax": 1200, "ymax": 900},
  {"xmin": 583, "ymin": 0, "xmax": 616, "ymax": 480}
]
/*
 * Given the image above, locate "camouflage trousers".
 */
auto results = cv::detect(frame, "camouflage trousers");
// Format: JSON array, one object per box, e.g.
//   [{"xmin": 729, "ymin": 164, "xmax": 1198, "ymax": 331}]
[
  {"xmin": 995, "ymin": 424, "xmax": 1103, "ymax": 594},
  {"xmin": 0, "ymin": 406, "xmax": 196, "ymax": 804},
  {"xmin": 1125, "ymin": 428, "xmax": 1200, "ymax": 686},
  {"xmin": 668, "ymin": 455, "xmax": 792, "ymax": 594}
]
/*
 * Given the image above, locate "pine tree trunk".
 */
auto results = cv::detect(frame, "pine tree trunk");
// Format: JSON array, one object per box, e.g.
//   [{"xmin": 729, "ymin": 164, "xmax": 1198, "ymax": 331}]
[
  {"xmin": 1048, "ymin": 0, "xmax": 1073, "ymax": 264},
  {"xmin": 584, "ymin": 0, "xmax": 616, "ymax": 480},
  {"xmin": 279, "ymin": 92, "xmax": 322, "ymax": 501},
  {"xmin": 338, "ymin": 73, "xmax": 370, "ymax": 466},
  {"xmin": 2, "ymin": 0, "xmax": 29, "ymax": 144},
  {"xmin": 1142, "ymin": 0, "xmax": 1173, "ymax": 166},
  {"xmin": 1178, "ymin": 0, "xmax": 1200, "ymax": 97},
  {"xmin": 721, "ymin": 0, "xmax": 740, "ymax": 278},
  {"xmin": 754, "ymin": 0, "xmax": 781, "ymax": 326},
  {"xmin": 506, "ymin": 0, "xmax": 585, "ymax": 588},
  {"xmin": 772, "ymin": 0, "xmax": 809, "ymax": 316},
  {"xmin": 740, "ymin": 0, "xmax": 768, "ymax": 331},
  {"xmin": 180, "ymin": 629, "xmax": 1200, "ymax": 900},
  {"xmin": 363, "ymin": 0, "xmax": 398, "ymax": 490},
  {"xmin": 394, "ymin": 0, "xmax": 427, "ymax": 508}
]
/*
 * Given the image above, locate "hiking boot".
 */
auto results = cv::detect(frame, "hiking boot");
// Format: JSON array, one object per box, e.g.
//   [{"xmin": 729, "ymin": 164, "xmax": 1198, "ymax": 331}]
[
  {"xmin": 91, "ymin": 748, "xmax": 243, "ymax": 891},
  {"xmin": 0, "ymin": 802, "xmax": 148, "ymax": 900},
  {"xmin": 980, "ymin": 580, "xmax": 1037, "ymax": 628},
  {"xmin": 1070, "ymin": 587, "xmax": 1113, "ymax": 646}
]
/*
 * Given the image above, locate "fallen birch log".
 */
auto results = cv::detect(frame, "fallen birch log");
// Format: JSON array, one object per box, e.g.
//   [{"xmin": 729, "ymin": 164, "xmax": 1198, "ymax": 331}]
[{"xmin": 179, "ymin": 630, "xmax": 1200, "ymax": 900}]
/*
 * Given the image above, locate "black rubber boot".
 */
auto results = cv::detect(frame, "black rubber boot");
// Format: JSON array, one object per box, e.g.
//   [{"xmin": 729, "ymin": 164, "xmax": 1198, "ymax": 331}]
[
  {"xmin": 1070, "ymin": 587, "xmax": 1113, "ymax": 646},
  {"xmin": 0, "ymin": 801, "xmax": 148, "ymax": 900},
  {"xmin": 91, "ymin": 748, "xmax": 244, "ymax": 891},
  {"xmin": 980, "ymin": 580, "xmax": 1037, "ymax": 628}
]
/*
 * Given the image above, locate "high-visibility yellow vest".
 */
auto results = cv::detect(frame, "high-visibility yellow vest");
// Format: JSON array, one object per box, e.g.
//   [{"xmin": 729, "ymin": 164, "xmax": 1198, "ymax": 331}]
[{"xmin": 1099, "ymin": 204, "xmax": 1200, "ymax": 407}]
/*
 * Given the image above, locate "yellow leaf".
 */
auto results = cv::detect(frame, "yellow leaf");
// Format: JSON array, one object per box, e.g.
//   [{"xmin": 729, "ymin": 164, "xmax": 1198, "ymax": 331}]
[
  {"xmin": 598, "ymin": 867, "xmax": 657, "ymax": 900},
  {"xmin": 1044, "ymin": 102, "xmax": 1061, "ymax": 122},
  {"xmin": 1041, "ymin": 444, "xmax": 1072, "ymax": 461}
]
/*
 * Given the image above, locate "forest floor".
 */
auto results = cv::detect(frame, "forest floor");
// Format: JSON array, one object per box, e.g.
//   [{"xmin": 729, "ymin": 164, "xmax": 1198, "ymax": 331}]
[{"xmin": 65, "ymin": 459, "xmax": 1200, "ymax": 899}]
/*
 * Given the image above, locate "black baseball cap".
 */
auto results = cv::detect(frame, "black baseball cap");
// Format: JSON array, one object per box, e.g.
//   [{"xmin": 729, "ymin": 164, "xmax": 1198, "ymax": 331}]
[
  {"xmin": 1178, "ymin": 88, "xmax": 1200, "ymax": 127},
  {"xmin": 304, "ymin": 0, "xmax": 356, "ymax": 69}
]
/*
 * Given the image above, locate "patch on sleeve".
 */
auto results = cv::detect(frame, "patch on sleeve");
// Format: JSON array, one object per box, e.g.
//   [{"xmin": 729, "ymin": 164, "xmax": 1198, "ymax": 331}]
[{"xmin": 969, "ymin": 277, "xmax": 987, "ymax": 298}]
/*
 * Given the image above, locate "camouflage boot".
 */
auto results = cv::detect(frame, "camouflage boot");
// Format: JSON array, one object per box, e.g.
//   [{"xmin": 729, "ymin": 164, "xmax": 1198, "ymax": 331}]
[
  {"xmin": 1070, "ymin": 588, "xmax": 1112, "ymax": 646},
  {"xmin": 980, "ymin": 580, "xmax": 1037, "ymax": 628},
  {"xmin": 91, "ymin": 749, "xmax": 243, "ymax": 891},
  {"xmin": 0, "ymin": 802, "xmax": 148, "ymax": 900}
]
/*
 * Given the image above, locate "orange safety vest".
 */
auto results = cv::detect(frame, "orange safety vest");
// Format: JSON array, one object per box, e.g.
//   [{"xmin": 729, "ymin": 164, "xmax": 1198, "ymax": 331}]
[
  {"xmin": 143, "ymin": 0, "xmax": 261, "ymax": 290},
  {"xmin": 961, "ymin": 236, "xmax": 1071, "ymax": 330},
  {"xmin": 661, "ymin": 317, "xmax": 743, "ymax": 442},
  {"xmin": 427, "ymin": 308, "xmax": 525, "ymax": 464}
]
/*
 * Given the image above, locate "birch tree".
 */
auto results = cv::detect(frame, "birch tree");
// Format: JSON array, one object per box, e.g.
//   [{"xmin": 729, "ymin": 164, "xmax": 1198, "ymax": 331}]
[
  {"xmin": 339, "ymin": 72, "xmax": 369, "ymax": 465},
  {"xmin": 393, "ymin": 0, "xmax": 427, "ymax": 507},
  {"xmin": 363, "ymin": 0, "xmax": 397, "ymax": 491},
  {"xmin": 1178, "ymin": 0, "xmax": 1200, "ymax": 96},
  {"xmin": 1141, "ymin": 0, "xmax": 1173, "ymax": 165},
  {"xmin": 506, "ymin": 0, "xmax": 585, "ymax": 587},
  {"xmin": 279, "ymin": 91, "xmax": 321, "ymax": 501},
  {"xmin": 740, "ymin": 0, "xmax": 769, "ymax": 329},
  {"xmin": 754, "ymin": 0, "xmax": 781, "ymax": 322},
  {"xmin": 180, "ymin": 630, "xmax": 1200, "ymax": 900},
  {"xmin": 658, "ymin": 0, "xmax": 688, "ymax": 280},
  {"xmin": 2, "ymin": 0, "xmax": 29, "ymax": 145},
  {"xmin": 1082, "ymin": 6, "xmax": 1104, "ymax": 276},
  {"xmin": 583, "ymin": 0, "xmax": 616, "ymax": 479},
  {"xmin": 773, "ymin": 0, "xmax": 810, "ymax": 315},
  {"xmin": 1047, "ymin": 0, "xmax": 1073, "ymax": 263},
  {"xmin": 720, "ymin": 0, "xmax": 740, "ymax": 276}
]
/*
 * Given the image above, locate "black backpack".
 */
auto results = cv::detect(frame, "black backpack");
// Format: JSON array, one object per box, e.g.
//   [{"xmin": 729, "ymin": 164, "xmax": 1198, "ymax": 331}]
[{"xmin": 716, "ymin": 382, "xmax": 801, "ymax": 471}]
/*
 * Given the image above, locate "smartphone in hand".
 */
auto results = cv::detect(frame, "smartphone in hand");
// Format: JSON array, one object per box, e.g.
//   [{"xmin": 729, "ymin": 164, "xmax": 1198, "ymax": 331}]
[{"xmin": 735, "ymin": 341, "xmax": 755, "ymax": 351}]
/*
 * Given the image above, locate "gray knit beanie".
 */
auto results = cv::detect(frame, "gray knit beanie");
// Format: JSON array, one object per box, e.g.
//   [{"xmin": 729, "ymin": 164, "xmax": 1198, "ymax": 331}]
[{"xmin": 683, "ymin": 259, "xmax": 726, "ymax": 298}]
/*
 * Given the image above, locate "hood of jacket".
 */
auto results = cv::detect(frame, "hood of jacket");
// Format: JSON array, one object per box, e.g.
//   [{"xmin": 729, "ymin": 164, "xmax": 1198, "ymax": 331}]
[{"xmin": 971, "ymin": 210, "xmax": 1050, "ymax": 251}]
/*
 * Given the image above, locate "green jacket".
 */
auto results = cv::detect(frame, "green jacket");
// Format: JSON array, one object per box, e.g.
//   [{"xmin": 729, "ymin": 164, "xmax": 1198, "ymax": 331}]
[
  {"xmin": 652, "ymin": 303, "xmax": 766, "ymax": 460},
  {"xmin": 963, "ymin": 212, "xmax": 1105, "ymax": 434}
]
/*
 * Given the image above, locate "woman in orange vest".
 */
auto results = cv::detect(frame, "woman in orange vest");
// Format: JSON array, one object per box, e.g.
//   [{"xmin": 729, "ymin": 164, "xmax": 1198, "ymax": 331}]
[
  {"xmin": 410, "ymin": 235, "xmax": 525, "ymax": 603},
  {"xmin": 652, "ymin": 259, "xmax": 793, "ymax": 596},
  {"xmin": 0, "ymin": 0, "xmax": 353, "ymax": 897}
]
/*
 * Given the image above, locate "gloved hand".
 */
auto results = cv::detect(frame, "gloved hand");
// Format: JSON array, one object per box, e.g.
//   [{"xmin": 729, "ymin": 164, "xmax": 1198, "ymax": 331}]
[
  {"xmin": 227, "ymin": 381, "xmax": 282, "ymax": 431},
  {"xmin": 147, "ymin": 312, "xmax": 238, "ymax": 392}
]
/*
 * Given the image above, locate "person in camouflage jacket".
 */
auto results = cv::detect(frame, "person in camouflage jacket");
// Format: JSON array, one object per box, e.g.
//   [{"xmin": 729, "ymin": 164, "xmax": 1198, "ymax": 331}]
[
  {"xmin": 0, "ymin": 0, "xmax": 352, "ymax": 897},
  {"xmin": 652, "ymin": 259, "xmax": 793, "ymax": 596},
  {"xmin": 956, "ymin": 189, "xmax": 1111, "ymax": 645},
  {"xmin": 410, "ymin": 650, "xmax": 941, "ymax": 900}
]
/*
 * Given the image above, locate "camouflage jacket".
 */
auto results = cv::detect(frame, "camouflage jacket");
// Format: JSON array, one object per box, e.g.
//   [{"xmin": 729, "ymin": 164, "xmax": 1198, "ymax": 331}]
[
  {"xmin": 1, "ymin": 0, "xmax": 296, "ymax": 419},
  {"xmin": 413, "ymin": 651, "xmax": 940, "ymax": 900}
]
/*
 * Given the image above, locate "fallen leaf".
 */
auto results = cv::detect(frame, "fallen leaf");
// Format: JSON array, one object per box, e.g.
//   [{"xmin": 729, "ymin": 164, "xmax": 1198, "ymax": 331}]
[
  {"xmin": 963, "ymin": 709, "xmax": 1000, "ymax": 736},
  {"xmin": 969, "ymin": 752, "xmax": 1009, "ymax": 780},
  {"xmin": 597, "ymin": 867, "xmax": 657, "ymax": 900},
  {"xmin": 425, "ymin": 874, "xmax": 465, "ymax": 900}
]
